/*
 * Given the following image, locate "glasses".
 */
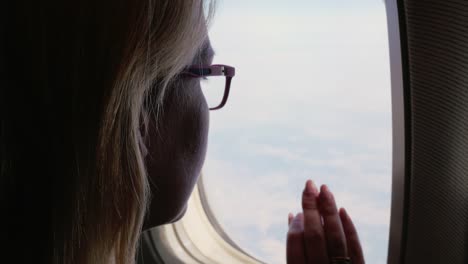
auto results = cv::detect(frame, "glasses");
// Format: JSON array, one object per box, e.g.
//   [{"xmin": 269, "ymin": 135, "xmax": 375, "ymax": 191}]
[{"xmin": 182, "ymin": 64, "xmax": 236, "ymax": 110}]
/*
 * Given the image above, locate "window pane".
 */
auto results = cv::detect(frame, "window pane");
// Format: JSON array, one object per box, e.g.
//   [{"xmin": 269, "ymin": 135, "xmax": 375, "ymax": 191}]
[{"xmin": 202, "ymin": 1, "xmax": 391, "ymax": 263}]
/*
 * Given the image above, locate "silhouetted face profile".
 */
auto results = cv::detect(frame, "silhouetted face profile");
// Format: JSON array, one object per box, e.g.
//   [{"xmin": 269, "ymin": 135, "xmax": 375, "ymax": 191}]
[{"xmin": 143, "ymin": 41, "xmax": 215, "ymax": 229}]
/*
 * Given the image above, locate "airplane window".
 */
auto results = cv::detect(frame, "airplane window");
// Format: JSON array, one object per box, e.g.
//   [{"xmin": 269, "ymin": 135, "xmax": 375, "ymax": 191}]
[{"xmin": 201, "ymin": 1, "xmax": 391, "ymax": 263}]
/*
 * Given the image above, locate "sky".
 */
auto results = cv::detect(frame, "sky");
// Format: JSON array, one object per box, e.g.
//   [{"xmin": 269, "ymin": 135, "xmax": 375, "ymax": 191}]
[{"xmin": 200, "ymin": 1, "xmax": 391, "ymax": 263}]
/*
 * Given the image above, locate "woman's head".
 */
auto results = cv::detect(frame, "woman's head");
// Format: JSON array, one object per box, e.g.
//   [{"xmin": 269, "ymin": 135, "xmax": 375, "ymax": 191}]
[{"xmin": 1, "ymin": 0, "xmax": 214, "ymax": 263}]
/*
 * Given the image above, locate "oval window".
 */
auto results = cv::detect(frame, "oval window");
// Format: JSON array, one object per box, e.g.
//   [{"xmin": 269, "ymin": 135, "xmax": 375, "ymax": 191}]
[{"xmin": 202, "ymin": 1, "xmax": 391, "ymax": 263}]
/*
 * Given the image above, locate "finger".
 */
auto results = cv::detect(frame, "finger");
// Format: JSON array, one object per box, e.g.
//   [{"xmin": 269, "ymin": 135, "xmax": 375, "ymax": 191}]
[
  {"xmin": 287, "ymin": 213, "xmax": 306, "ymax": 264},
  {"xmin": 288, "ymin": 212, "xmax": 294, "ymax": 227},
  {"xmin": 302, "ymin": 180, "xmax": 328, "ymax": 263},
  {"xmin": 339, "ymin": 208, "xmax": 365, "ymax": 264},
  {"xmin": 318, "ymin": 185, "xmax": 348, "ymax": 258}
]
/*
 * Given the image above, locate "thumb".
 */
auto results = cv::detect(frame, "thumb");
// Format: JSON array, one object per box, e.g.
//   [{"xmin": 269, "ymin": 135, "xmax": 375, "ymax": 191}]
[{"xmin": 287, "ymin": 213, "xmax": 306, "ymax": 264}]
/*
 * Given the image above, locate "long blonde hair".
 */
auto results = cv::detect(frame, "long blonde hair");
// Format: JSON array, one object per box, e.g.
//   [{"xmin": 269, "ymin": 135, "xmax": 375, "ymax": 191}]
[{"xmin": 0, "ymin": 1, "xmax": 214, "ymax": 263}]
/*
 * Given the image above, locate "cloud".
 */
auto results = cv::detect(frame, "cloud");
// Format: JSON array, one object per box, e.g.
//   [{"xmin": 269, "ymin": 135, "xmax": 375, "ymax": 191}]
[
  {"xmin": 202, "ymin": 158, "xmax": 298, "ymax": 234},
  {"xmin": 258, "ymin": 238, "xmax": 286, "ymax": 264},
  {"xmin": 201, "ymin": 153, "xmax": 390, "ymax": 263}
]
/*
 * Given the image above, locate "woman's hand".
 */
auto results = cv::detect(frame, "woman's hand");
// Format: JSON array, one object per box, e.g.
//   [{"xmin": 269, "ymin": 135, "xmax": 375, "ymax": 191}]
[{"xmin": 286, "ymin": 180, "xmax": 365, "ymax": 264}]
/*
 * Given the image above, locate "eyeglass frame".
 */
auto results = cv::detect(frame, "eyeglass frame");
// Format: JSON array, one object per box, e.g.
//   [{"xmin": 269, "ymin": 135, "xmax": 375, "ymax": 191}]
[{"xmin": 181, "ymin": 64, "xmax": 236, "ymax": 110}]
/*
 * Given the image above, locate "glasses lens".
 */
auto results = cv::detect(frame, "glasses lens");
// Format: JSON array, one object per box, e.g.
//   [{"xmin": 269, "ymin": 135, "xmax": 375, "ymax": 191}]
[{"xmin": 200, "ymin": 77, "xmax": 226, "ymax": 109}]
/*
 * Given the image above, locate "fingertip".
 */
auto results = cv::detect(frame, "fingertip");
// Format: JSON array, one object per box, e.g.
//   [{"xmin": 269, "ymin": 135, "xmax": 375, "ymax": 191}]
[
  {"xmin": 304, "ymin": 179, "xmax": 318, "ymax": 195},
  {"xmin": 289, "ymin": 213, "xmax": 304, "ymax": 231},
  {"xmin": 318, "ymin": 185, "xmax": 327, "ymax": 201},
  {"xmin": 338, "ymin": 208, "xmax": 345, "ymax": 219},
  {"xmin": 340, "ymin": 208, "xmax": 357, "ymax": 234},
  {"xmin": 319, "ymin": 184, "xmax": 335, "ymax": 202},
  {"xmin": 321, "ymin": 184, "xmax": 328, "ymax": 193},
  {"xmin": 341, "ymin": 208, "xmax": 350, "ymax": 220}
]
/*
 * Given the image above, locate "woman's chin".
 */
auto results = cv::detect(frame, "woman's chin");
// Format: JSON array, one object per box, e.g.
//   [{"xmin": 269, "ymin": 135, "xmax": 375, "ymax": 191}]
[
  {"xmin": 143, "ymin": 204, "xmax": 188, "ymax": 230},
  {"xmin": 170, "ymin": 204, "xmax": 188, "ymax": 223}
]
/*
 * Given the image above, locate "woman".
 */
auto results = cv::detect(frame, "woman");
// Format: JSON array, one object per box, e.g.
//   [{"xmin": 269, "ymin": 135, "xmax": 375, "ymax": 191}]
[{"xmin": 0, "ymin": 0, "xmax": 364, "ymax": 263}]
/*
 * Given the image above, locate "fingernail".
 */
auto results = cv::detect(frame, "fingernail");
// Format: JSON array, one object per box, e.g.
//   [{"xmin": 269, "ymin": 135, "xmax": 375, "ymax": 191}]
[{"xmin": 305, "ymin": 180, "xmax": 318, "ymax": 195}]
